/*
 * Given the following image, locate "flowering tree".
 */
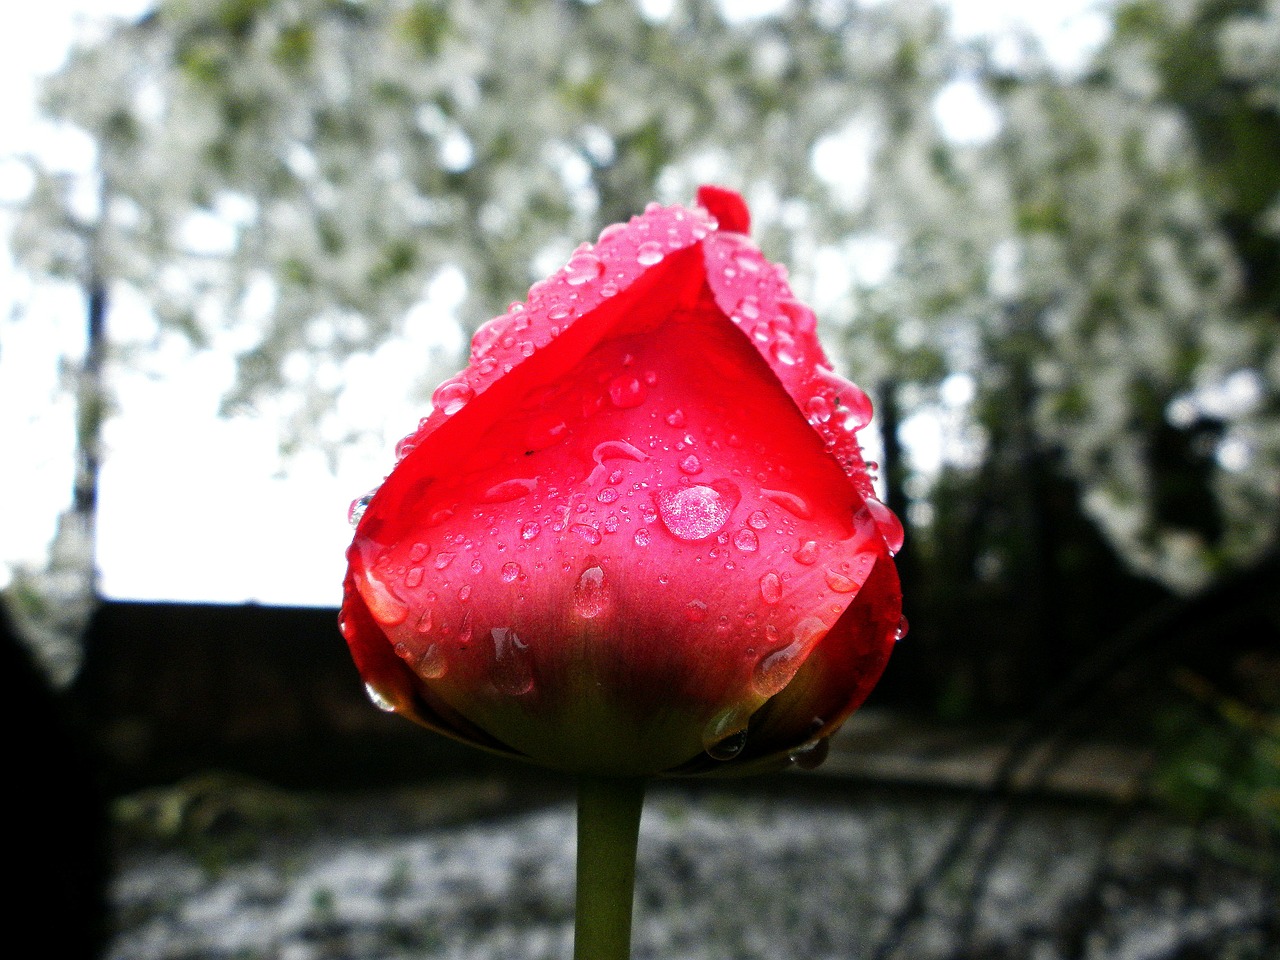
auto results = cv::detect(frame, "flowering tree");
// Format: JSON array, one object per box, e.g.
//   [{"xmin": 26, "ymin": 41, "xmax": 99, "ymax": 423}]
[{"xmin": 7, "ymin": 0, "xmax": 1280, "ymax": 688}]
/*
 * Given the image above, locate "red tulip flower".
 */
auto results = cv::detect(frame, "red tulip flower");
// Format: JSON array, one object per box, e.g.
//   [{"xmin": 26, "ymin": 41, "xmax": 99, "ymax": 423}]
[
  {"xmin": 342, "ymin": 185, "xmax": 902, "ymax": 778},
  {"xmin": 339, "ymin": 187, "xmax": 903, "ymax": 958}
]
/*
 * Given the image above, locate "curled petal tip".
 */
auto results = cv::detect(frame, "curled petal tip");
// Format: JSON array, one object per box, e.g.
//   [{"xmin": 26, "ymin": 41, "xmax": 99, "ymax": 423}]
[{"xmin": 696, "ymin": 185, "xmax": 751, "ymax": 234}]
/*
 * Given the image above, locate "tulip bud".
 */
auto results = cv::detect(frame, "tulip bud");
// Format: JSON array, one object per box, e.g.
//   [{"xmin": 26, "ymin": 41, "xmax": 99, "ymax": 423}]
[{"xmin": 341, "ymin": 186, "xmax": 902, "ymax": 777}]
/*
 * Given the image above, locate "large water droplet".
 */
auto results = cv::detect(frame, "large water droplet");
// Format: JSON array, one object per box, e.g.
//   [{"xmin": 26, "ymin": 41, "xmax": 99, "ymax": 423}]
[
  {"xmin": 636, "ymin": 241, "xmax": 664, "ymax": 266},
  {"xmin": 655, "ymin": 481, "xmax": 739, "ymax": 541},
  {"xmin": 573, "ymin": 562, "xmax": 608, "ymax": 619},
  {"xmin": 762, "ymin": 488, "xmax": 812, "ymax": 519},
  {"xmin": 348, "ymin": 490, "xmax": 377, "ymax": 528},
  {"xmin": 501, "ymin": 561, "xmax": 521, "ymax": 583},
  {"xmin": 759, "ymin": 571, "xmax": 782, "ymax": 605},
  {"xmin": 817, "ymin": 368, "xmax": 874, "ymax": 431},
  {"xmin": 404, "ymin": 566, "xmax": 424, "ymax": 589},
  {"xmin": 608, "ymin": 374, "xmax": 647, "ymax": 408},
  {"xmin": 702, "ymin": 706, "xmax": 752, "ymax": 760},
  {"xmin": 794, "ymin": 540, "xmax": 818, "ymax": 565},
  {"xmin": 361, "ymin": 573, "xmax": 409, "ymax": 627},
  {"xmin": 364, "ymin": 682, "xmax": 397, "ymax": 713},
  {"xmin": 398, "ymin": 640, "xmax": 447, "ymax": 680},
  {"xmin": 572, "ymin": 523, "xmax": 602, "ymax": 545},
  {"xmin": 431, "ymin": 377, "xmax": 474, "ymax": 416},
  {"xmin": 895, "ymin": 615, "xmax": 910, "ymax": 642},
  {"xmin": 520, "ymin": 521, "xmax": 541, "ymax": 541},
  {"xmin": 790, "ymin": 738, "xmax": 830, "ymax": 770},
  {"xmin": 733, "ymin": 528, "xmax": 759, "ymax": 552},
  {"xmin": 752, "ymin": 616, "xmax": 828, "ymax": 697},
  {"xmin": 491, "ymin": 627, "xmax": 533, "ymax": 695},
  {"xmin": 565, "ymin": 250, "xmax": 604, "ymax": 285},
  {"xmin": 862, "ymin": 499, "xmax": 905, "ymax": 555},
  {"xmin": 633, "ymin": 528, "xmax": 651, "ymax": 547},
  {"xmin": 679, "ymin": 454, "xmax": 702, "ymax": 475},
  {"xmin": 484, "ymin": 477, "xmax": 537, "ymax": 503}
]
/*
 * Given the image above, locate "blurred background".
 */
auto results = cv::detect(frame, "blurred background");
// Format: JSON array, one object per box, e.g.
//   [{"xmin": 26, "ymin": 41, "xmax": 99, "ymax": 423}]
[{"xmin": 1, "ymin": 0, "xmax": 1276, "ymax": 958}]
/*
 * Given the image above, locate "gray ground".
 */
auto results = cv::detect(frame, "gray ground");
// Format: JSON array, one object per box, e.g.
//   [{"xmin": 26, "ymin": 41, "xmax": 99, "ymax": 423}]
[{"xmin": 107, "ymin": 777, "xmax": 1276, "ymax": 960}]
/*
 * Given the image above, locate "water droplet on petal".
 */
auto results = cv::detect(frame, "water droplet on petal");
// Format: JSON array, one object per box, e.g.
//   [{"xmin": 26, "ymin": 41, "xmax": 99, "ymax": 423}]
[
  {"xmin": 364, "ymin": 683, "xmax": 397, "ymax": 712},
  {"xmin": 573, "ymin": 562, "xmax": 608, "ymax": 619},
  {"xmin": 752, "ymin": 616, "xmax": 828, "ymax": 697},
  {"xmin": 597, "ymin": 487, "xmax": 619, "ymax": 504},
  {"xmin": 686, "ymin": 599, "xmax": 708, "ymax": 622},
  {"xmin": 759, "ymin": 572, "xmax": 782, "ymax": 604},
  {"xmin": 565, "ymin": 250, "xmax": 604, "ymax": 285},
  {"xmin": 702, "ymin": 706, "xmax": 752, "ymax": 760},
  {"xmin": 405, "ymin": 566, "xmax": 424, "ymax": 589},
  {"xmin": 572, "ymin": 523, "xmax": 602, "ymax": 545},
  {"xmin": 633, "ymin": 528, "xmax": 651, "ymax": 547},
  {"xmin": 431, "ymin": 377, "xmax": 474, "ymax": 416},
  {"xmin": 636, "ymin": 241, "xmax": 664, "ymax": 266},
  {"xmin": 862, "ymin": 499, "xmax": 905, "ymax": 554},
  {"xmin": 491, "ymin": 628, "xmax": 533, "ymax": 695},
  {"xmin": 398, "ymin": 640, "xmax": 447, "ymax": 679},
  {"xmin": 434, "ymin": 552, "xmax": 455, "ymax": 570},
  {"xmin": 608, "ymin": 374, "xmax": 646, "ymax": 408},
  {"xmin": 790, "ymin": 738, "xmax": 830, "ymax": 770},
  {"xmin": 806, "ymin": 395, "xmax": 833, "ymax": 425},
  {"xmin": 679, "ymin": 454, "xmax": 702, "ymax": 475},
  {"xmin": 665, "ymin": 408, "xmax": 686, "ymax": 428},
  {"xmin": 348, "ymin": 490, "xmax": 377, "ymax": 527},
  {"xmin": 520, "ymin": 521, "xmax": 541, "ymax": 541},
  {"xmin": 409, "ymin": 542, "xmax": 429, "ymax": 562},
  {"xmin": 734, "ymin": 529, "xmax": 759, "ymax": 552},
  {"xmin": 794, "ymin": 540, "xmax": 819, "ymax": 565},
  {"xmin": 501, "ymin": 561, "xmax": 521, "ymax": 583},
  {"xmin": 762, "ymin": 488, "xmax": 812, "ymax": 519},
  {"xmin": 656, "ymin": 481, "xmax": 739, "ymax": 541},
  {"xmin": 748, "ymin": 510, "xmax": 769, "ymax": 530},
  {"xmin": 484, "ymin": 477, "xmax": 538, "ymax": 503},
  {"xmin": 895, "ymin": 615, "xmax": 910, "ymax": 641}
]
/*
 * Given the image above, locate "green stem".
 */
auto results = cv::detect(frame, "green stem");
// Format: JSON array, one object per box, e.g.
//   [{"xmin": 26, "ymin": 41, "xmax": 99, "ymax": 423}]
[{"xmin": 574, "ymin": 776, "xmax": 647, "ymax": 960}]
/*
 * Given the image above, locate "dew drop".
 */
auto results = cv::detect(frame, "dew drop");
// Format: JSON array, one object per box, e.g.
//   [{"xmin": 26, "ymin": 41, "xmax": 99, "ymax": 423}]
[
  {"xmin": 409, "ymin": 542, "xmax": 429, "ymax": 562},
  {"xmin": 790, "ymin": 738, "xmax": 830, "ymax": 770},
  {"xmin": 348, "ymin": 490, "xmax": 377, "ymax": 528},
  {"xmin": 364, "ymin": 683, "xmax": 397, "ymax": 713},
  {"xmin": 686, "ymin": 599, "xmax": 708, "ymax": 623},
  {"xmin": 806, "ymin": 395, "xmax": 833, "ymax": 425},
  {"xmin": 597, "ymin": 487, "xmax": 619, "ymax": 504},
  {"xmin": 665, "ymin": 409, "xmax": 686, "ymax": 428},
  {"xmin": 679, "ymin": 454, "xmax": 702, "ymax": 475},
  {"xmin": 895, "ymin": 615, "xmax": 910, "ymax": 642},
  {"xmin": 434, "ymin": 552, "xmax": 456, "ymax": 570},
  {"xmin": 748, "ymin": 510, "xmax": 769, "ymax": 530},
  {"xmin": 491, "ymin": 628, "xmax": 533, "ymax": 695},
  {"xmin": 752, "ymin": 616, "xmax": 828, "ymax": 697},
  {"xmin": 633, "ymin": 528, "xmax": 651, "ymax": 547},
  {"xmin": 565, "ymin": 250, "xmax": 604, "ymax": 285},
  {"xmin": 636, "ymin": 241, "xmax": 664, "ymax": 266},
  {"xmin": 573, "ymin": 562, "xmax": 608, "ymax": 619},
  {"xmin": 655, "ymin": 481, "xmax": 739, "ymax": 541},
  {"xmin": 824, "ymin": 569, "xmax": 859, "ymax": 593},
  {"xmin": 431, "ymin": 377, "xmax": 474, "ymax": 416},
  {"xmin": 405, "ymin": 566, "xmax": 424, "ymax": 589},
  {"xmin": 759, "ymin": 571, "xmax": 782, "ymax": 605},
  {"xmin": 608, "ymin": 374, "xmax": 646, "ymax": 408},
  {"xmin": 734, "ymin": 528, "xmax": 759, "ymax": 552},
  {"xmin": 520, "ymin": 521, "xmax": 541, "ymax": 541},
  {"xmin": 862, "ymin": 498, "xmax": 906, "ymax": 555},
  {"xmin": 501, "ymin": 561, "xmax": 521, "ymax": 583},
  {"xmin": 762, "ymin": 488, "xmax": 812, "ymax": 519},
  {"xmin": 600, "ymin": 281, "xmax": 619, "ymax": 297},
  {"xmin": 571, "ymin": 523, "xmax": 602, "ymax": 545},
  {"xmin": 362, "ymin": 575, "xmax": 409, "ymax": 627},
  {"xmin": 484, "ymin": 477, "xmax": 538, "ymax": 503},
  {"xmin": 702, "ymin": 706, "xmax": 752, "ymax": 760}
]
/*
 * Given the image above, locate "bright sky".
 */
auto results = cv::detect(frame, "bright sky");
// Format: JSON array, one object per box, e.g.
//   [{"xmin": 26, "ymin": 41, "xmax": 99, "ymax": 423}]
[{"xmin": 0, "ymin": 0, "xmax": 1107, "ymax": 608}]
